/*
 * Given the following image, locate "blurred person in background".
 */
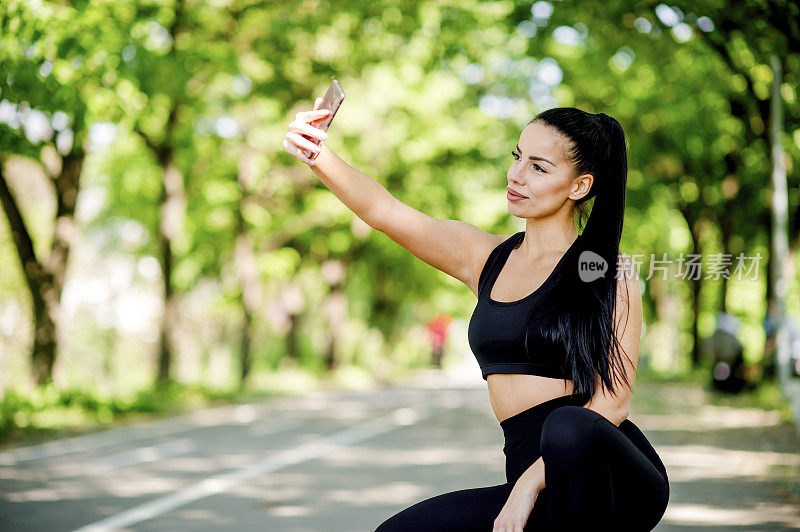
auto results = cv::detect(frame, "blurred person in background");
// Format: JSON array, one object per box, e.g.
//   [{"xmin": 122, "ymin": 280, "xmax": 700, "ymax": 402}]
[
  {"xmin": 708, "ymin": 312, "xmax": 747, "ymax": 393},
  {"xmin": 427, "ymin": 313, "xmax": 453, "ymax": 368},
  {"xmin": 764, "ymin": 301, "xmax": 800, "ymax": 380},
  {"xmin": 764, "ymin": 301, "xmax": 779, "ymax": 379}
]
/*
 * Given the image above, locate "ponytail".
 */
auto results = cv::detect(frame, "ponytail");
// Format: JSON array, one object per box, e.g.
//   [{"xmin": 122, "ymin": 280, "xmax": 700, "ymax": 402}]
[{"xmin": 522, "ymin": 108, "xmax": 633, "ymax": 401}]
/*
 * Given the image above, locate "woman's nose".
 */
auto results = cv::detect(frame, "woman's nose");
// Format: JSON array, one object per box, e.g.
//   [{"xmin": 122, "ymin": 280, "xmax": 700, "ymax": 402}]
[{"xmin": 508, "ymin": 173, "xmax": 525, "ymax": 186}]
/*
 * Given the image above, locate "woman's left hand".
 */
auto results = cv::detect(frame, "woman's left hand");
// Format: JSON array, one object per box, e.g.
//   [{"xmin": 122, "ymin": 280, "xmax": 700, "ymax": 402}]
[{"xmin": 492, "ymin": 482, "xmax": 540, "ymax": 531}]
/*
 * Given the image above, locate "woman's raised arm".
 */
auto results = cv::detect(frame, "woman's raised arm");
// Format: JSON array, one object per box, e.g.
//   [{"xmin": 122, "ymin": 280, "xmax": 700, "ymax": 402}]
[{"xmin": 283, "ymin": 100, "xmax": 499, "ymax": 295}]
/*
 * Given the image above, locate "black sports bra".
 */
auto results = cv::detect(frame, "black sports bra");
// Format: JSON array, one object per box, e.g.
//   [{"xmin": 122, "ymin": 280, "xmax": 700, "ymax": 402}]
[{"xmin": 467, "ymin": 231, "xmax": 579, "ymax": 381}]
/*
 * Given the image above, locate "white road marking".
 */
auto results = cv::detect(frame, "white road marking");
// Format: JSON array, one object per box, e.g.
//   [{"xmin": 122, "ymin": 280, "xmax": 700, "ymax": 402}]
[{"xmin": 73, "ymin": 401, "xmax": 459, "ymax": 532}]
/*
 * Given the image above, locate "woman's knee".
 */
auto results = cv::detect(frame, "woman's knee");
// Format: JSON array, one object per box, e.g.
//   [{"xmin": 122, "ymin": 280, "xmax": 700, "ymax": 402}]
[
  {"xmin": 375, "ymin": 501, "xmax": 433, "ymax": 532},
  {"xmin": 540, "ymin": 405, "xmax": 600, "ymax": 460},
  {"xmin": 375, "ymin": 513, "xmax": 408, "ymax": 532},
  {"xmin": 374, "ymin": 485, "xmax": 508, "ymax": 531},
  {"xmin": 375, "ymin": 507, "xmax": 424, "ymax": 532}
]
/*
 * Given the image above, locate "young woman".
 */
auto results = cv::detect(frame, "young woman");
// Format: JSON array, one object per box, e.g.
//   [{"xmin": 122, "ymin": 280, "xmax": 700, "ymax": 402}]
[{"xmin": 283, "ymin": 101, "xmax": 670, "ymax": 531}]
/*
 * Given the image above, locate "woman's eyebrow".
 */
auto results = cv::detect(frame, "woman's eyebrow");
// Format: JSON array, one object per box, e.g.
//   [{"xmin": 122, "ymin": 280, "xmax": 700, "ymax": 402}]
[{"xmin": 516, "ymin": 144, "xmax": 557, "ymax": 167}]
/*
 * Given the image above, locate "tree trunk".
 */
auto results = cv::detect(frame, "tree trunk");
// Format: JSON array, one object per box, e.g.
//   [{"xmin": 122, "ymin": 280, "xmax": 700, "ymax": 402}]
[
  {"xmin": 0, "ymin": 153, "xmax": 83, "ymax": 385},
  {"xmin": 720, "ymin": 209, "xmax": 735, "ymax": 314},
  {"xmin": 323, "ymin": 287, "xmax": 347, "ymax": 372},
  {"xmin": 235, "ymin": 147, "xmax": 261, "ymax": 386},
  {"xmin": 690, "ymin": 235, "xmax": 703, "ymax": 368},
  {"xmin": 235, "ymin": 231, "xmax": 258, "ymax": 385},
  {"xmin": 768, "ymin": 54, "xmax": 793, "ymax": 401},
  {"xmin": 677, "ymin": 205, "xmax": 704, "ymax": 369},
  {"xmin": 286, "ymin": 314, "xmax": 301, "ymax": 363},
  {"xmin": 765, "ymin": 209, "xmax": 774, "ymax": 304},
  {"xmin": 155, "ymin": 152, "xmax": 184, "ymax": 386},
  {"xmin": 240, "ymin": 309, "xmax": 252, "ymax": 385},
  {"xmin": 30, "ymin": 300, "xmax": 58, "ymax": 385},
  {"xmin": 321, "ymin": 259, "xmax": 347, "ymax": 373},
  {"xmin": 135, "ymin": 0, "xmax": 186, "ymax": 389}
]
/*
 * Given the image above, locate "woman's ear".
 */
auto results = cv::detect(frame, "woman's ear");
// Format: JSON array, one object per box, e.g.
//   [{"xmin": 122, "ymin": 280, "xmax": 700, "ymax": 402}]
[{"xmin": 569, "ymin": 172, "xmax": 594, "ymax": 201}]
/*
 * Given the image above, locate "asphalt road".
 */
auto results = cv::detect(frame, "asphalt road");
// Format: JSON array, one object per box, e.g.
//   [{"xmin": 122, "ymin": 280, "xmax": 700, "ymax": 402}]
[
  {"xmin": 0, "ymin": 376, "xmax": 497, "ymax": 532},
  {"xmin": 1, "ymin": 366, "xmax": 799, "ymax": 531}
]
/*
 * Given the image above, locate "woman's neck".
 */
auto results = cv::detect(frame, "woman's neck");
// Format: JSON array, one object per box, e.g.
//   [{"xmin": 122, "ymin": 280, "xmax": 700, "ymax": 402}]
[{"xmin": 519, "ymin": 220, "xmax": 579, "ymax": 258}]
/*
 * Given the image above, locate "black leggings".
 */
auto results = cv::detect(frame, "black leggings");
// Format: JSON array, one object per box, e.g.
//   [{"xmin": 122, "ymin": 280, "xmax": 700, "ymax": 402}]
[{"xmin": 375, "ymin": 394, "xmax": 669, "ymax": 531}]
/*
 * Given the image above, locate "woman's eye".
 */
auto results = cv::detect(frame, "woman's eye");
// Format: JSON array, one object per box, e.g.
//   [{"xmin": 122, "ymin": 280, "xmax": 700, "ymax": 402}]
[{"xmin": 512, "ymin": 151, "xmax": 546, "ymax": 173}]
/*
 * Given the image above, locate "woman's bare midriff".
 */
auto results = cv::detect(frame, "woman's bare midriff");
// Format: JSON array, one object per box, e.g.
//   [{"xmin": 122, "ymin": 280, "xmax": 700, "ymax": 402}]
[{"xmin": 488, "ymin": 373, "xmax": 577, "ymax": 423}]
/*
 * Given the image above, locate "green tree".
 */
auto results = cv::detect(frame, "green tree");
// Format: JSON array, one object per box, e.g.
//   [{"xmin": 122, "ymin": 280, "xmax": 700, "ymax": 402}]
[{"xmin": 0, "ymin": 1, "xmax": 128, "ymax": 384}]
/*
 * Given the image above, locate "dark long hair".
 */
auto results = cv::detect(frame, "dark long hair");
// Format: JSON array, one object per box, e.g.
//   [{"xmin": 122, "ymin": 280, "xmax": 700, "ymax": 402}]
[{"xmin": 523, "ymin": 107, "xmax": 634, "ymax": 401}]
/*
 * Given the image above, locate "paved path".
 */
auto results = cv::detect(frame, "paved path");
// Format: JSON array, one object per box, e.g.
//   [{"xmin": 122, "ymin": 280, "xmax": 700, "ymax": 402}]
[
  {"xmin": 0, "ymin": 365, "xmax": 798, "ymax": 531},
  {"xmin": 632, "ymin": 377, "xmax": 800, "ymax": 531}
]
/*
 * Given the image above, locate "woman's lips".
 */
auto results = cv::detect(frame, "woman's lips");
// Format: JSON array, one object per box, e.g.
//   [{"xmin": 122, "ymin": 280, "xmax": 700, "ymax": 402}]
[{"xmin": 507, "ymin": 188, "xmax": 527, "ymax": 201}]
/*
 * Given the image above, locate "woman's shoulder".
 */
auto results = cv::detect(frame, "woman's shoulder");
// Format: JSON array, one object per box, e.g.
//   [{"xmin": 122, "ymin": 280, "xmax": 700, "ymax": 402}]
[
  {"xmin": 476, "ymin": 232, "xmax": 518, "ymax": 253},
  {"xmin": 496, "ymin": 232, "xmax": 518, "ymax": 244},
  {"xmin": 475, "ymin": 232, "xmax": 517, "ymax": 262},
  {"xmin": 468, "ymin": 232, "xmax": 518, "ymax": 297}
]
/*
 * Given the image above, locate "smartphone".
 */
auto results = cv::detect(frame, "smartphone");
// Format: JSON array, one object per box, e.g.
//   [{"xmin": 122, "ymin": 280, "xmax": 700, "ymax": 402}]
[{"xmin": 303, "ymin": 79, "xmax": 345, "ymax": 159}]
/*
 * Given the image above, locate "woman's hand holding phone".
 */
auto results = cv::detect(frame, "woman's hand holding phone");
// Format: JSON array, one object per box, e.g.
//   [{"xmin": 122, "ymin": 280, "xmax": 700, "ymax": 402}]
[{"xmin": 283, "ymin": 97, "xmax": 331, "ymax": 166}]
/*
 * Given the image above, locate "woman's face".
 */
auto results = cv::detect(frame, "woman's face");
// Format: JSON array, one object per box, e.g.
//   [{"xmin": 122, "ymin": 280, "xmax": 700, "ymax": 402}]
[{"xmin": 506, "ymin": 121, "xmax": 590, "ymax": 216}]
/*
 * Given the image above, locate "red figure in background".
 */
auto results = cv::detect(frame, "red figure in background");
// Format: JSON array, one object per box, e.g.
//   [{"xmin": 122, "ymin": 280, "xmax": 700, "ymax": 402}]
[{"xmin": 427, "ymin": 314, "xmax": 453, "ymax": 367}]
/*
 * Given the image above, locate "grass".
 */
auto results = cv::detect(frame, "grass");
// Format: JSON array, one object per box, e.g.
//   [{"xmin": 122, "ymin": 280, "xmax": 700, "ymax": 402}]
[
  {"xmin": 0, "ymin": 363, "xmax": 389, "ymax": 449},
  {"xmin": 0, "ymin": 380, "xmax": 286, "ymax": 449}
]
